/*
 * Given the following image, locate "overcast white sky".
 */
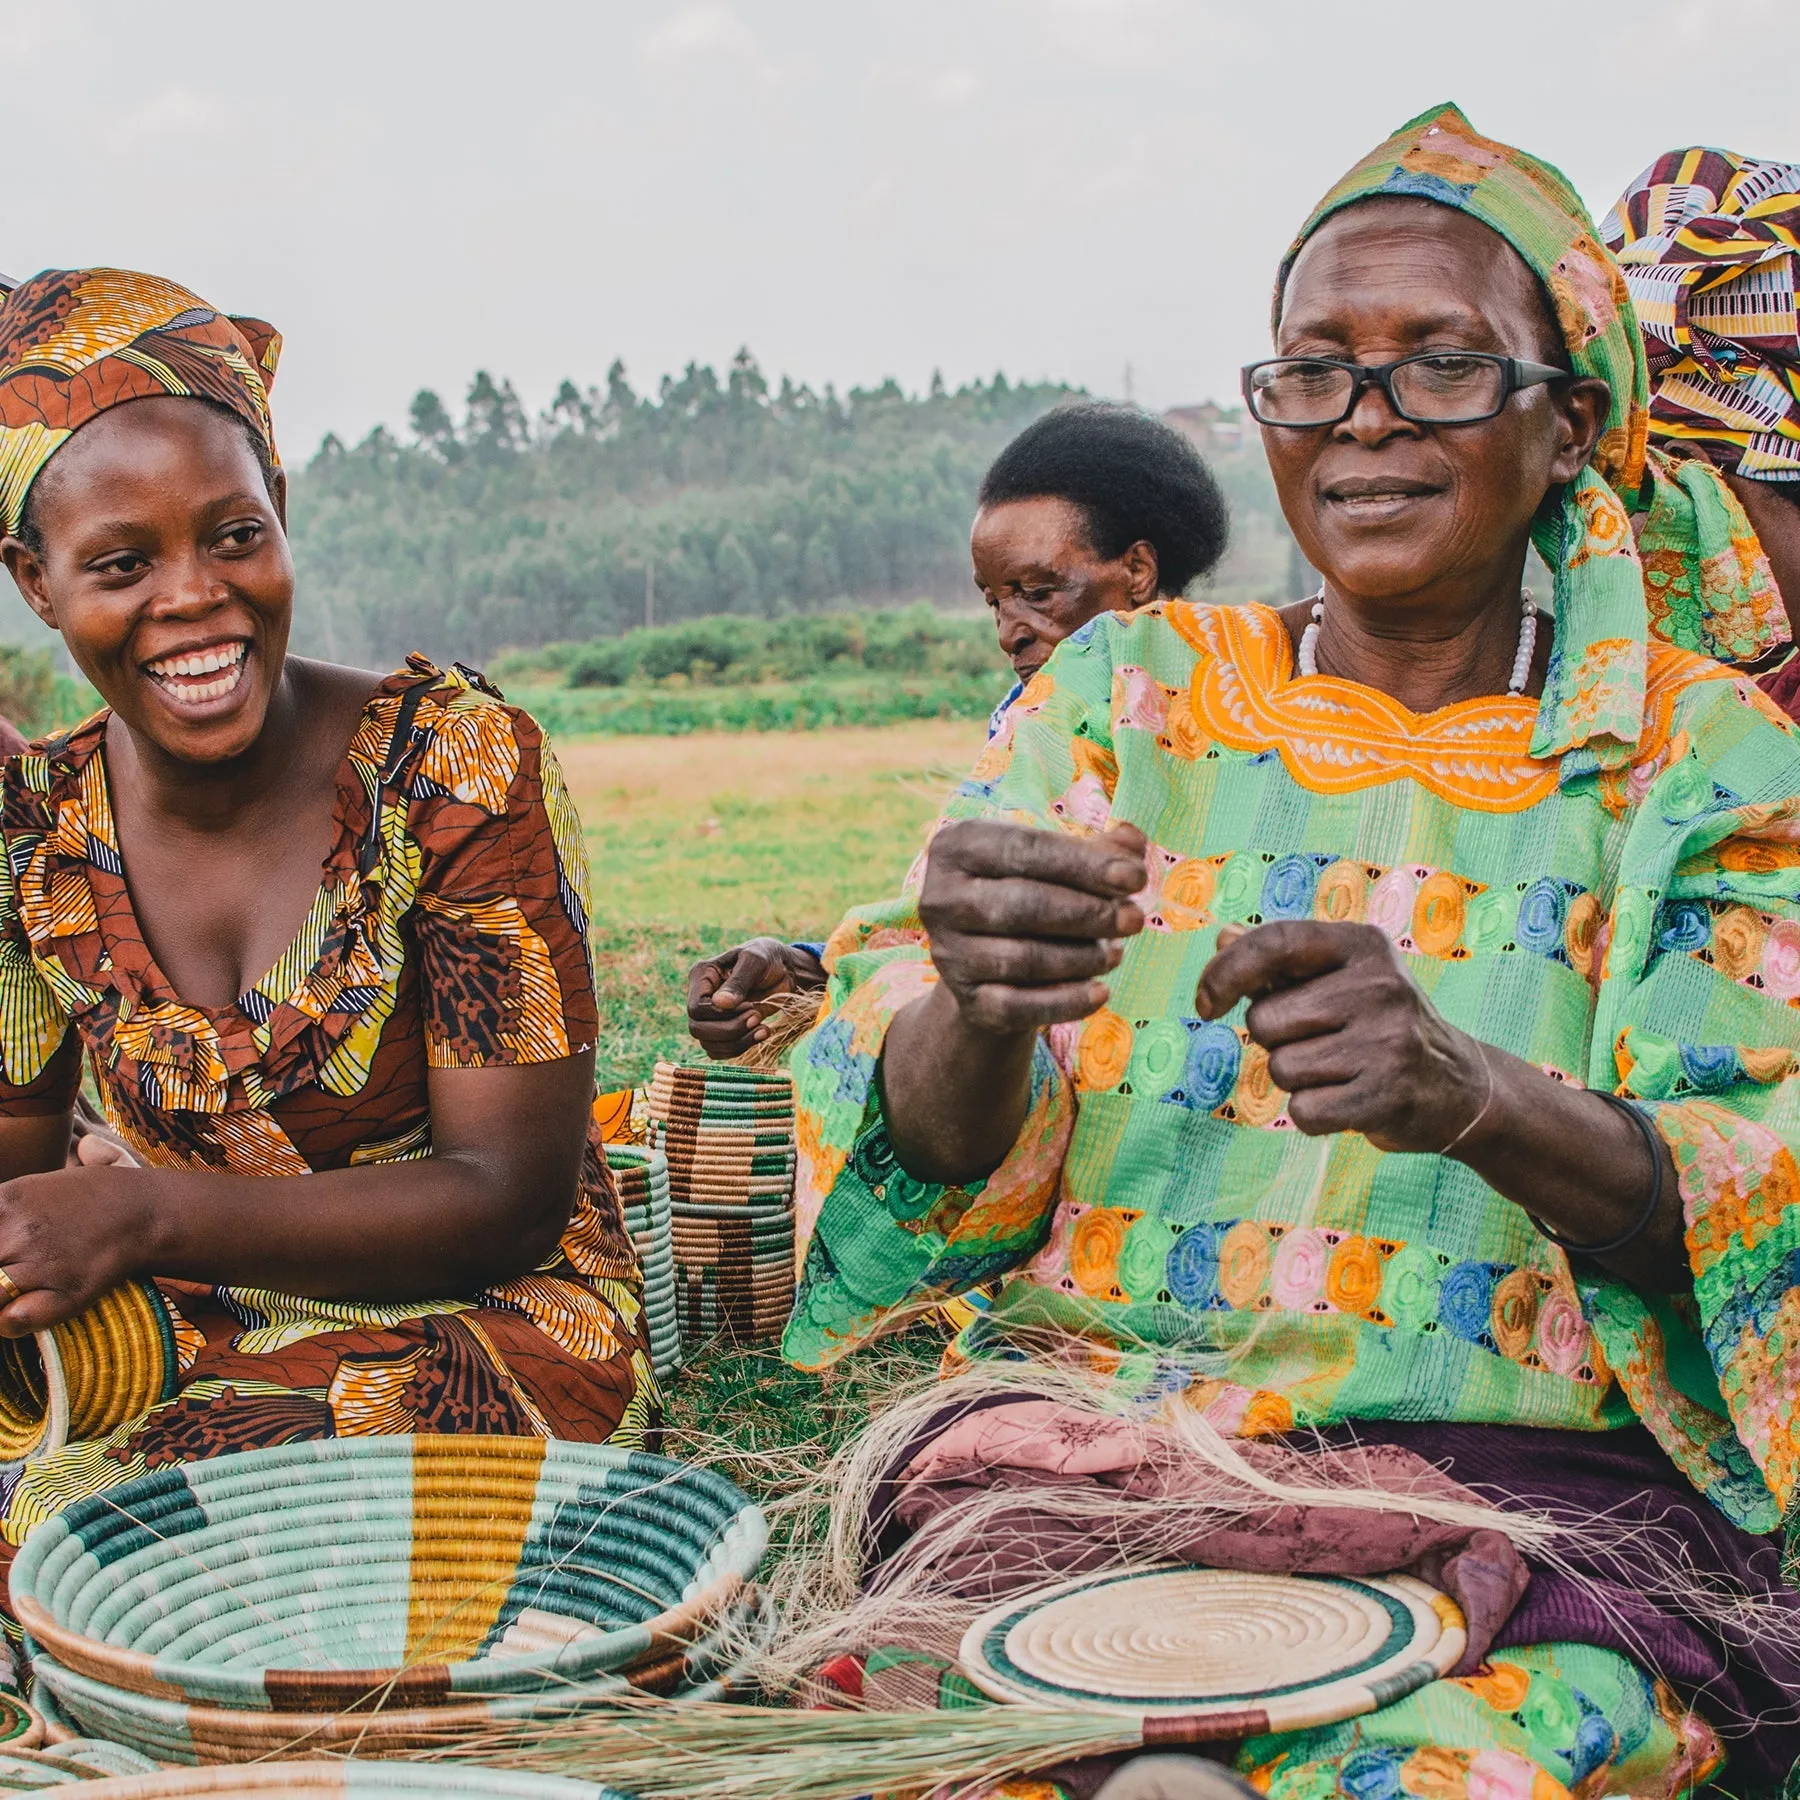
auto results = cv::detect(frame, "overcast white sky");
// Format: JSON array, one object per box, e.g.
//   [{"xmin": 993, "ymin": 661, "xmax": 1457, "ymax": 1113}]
[{"xmin": 5, "ymin": 0, "xmax": 1797, "ymax": 460}]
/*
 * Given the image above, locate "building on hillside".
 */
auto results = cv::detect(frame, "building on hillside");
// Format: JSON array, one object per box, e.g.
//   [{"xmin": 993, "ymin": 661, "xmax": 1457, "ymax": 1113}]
[{"xmin": 1163, "ymin": 401, "xmax": 1244, "ymax": 454}]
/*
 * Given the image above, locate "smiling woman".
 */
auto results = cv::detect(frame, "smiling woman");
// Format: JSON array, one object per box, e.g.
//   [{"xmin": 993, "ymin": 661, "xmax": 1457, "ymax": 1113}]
[{"xmin": 0, "ymin": 269, "xmax": 655, "ymax": 1618}]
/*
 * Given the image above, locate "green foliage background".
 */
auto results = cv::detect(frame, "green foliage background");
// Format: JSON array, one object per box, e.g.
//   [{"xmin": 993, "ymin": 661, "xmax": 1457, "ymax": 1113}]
[
  {"xmin": 281, "ymin": 352, "xmax": 1301, "ymax": 673},
  {"xmin": 284, "ymin": 356, "xmax": 1099, "ymax": 669},
  {"xmin": 494, "ymin": 601, "xmax": 1008, "ymax": 736},
  {"xmin": 0, "ymin": 352, "xmax": 1304, "ymax": 734},
  {"xmin": 0, "ymin": 645, "xmax": 100, "ymax": 736}
]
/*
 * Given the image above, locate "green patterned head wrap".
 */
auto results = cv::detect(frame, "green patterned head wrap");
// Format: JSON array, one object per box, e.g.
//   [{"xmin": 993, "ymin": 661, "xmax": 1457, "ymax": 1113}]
[{"xmin": 1280, "ymin": 104, "xmax": 1788, "ymax": 766}]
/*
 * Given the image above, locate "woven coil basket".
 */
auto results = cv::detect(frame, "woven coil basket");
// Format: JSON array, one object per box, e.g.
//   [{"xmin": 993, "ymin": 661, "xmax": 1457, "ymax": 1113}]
[
  {"xmin": 958, "ymin": 1565, "xmax": 1468, "ymax": 1737},
  {"xmin": 0, "ymin": 1691, "xmax": 44, "ymax": 1761},
  {"xmin": 12, "ymin": 1434, "xmax": 765, "ymax": 1753},
  {"xmin": 648, "ymin": 1063, "xmax": 797, "ymax": 1346},
  {"xmin": 0, "ymin": 1733, "xmax": 154, "ymax": 1785},
  {"xmin": 25, "ymin": 1611, "xmax": 757, "ymax": 1765},
  {"xmin": 605, "ymin": 1146, "xmax": 681, "ymax": 1380},
  {"xmin": 0, "ymin": 1282, "xmax": 177, "ymax": 1464}
]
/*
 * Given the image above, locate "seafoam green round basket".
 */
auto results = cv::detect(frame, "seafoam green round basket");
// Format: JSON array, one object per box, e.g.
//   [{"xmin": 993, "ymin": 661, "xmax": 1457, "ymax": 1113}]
[
  {"xmin": 26, "ymin": 1594, "xmax": 767, "ymax": 1766},
  {"xmin": 11, "ymin": 1436, "xmax": 765, "ymax": 1720}
]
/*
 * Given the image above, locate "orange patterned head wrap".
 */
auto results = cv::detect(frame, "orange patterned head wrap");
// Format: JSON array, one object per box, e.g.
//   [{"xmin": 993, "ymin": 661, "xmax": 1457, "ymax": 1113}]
[
  {"xmin": 1603, "ymin": 147, "xmax": 1800, "ymax": 484},
  {"xmin": 0, "ymin": 268, "xmax": 282, "ymax": 540}
]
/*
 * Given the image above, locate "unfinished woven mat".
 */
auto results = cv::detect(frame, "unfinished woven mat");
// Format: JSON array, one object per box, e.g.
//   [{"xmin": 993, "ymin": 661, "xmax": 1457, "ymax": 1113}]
[
  {"xmin": 0, "ymin": 1282, "xmax": 177, "ymax": 1463},
  {"xmin": 12, "ymin": 1435, "xmax": 765, "ymax": 1733},
  {"xmin": 605, "ymin": 1145, "xmax": 681, "ymax": 1379},
  {"xmin": 29, "ymin": 1763, "xmax": 629, "ymax": 1796},
  {"xmin": 648, "ymin": 1063, "xmax": 796, "ymax": 1345},
  {"xmin": 959, "ymin": 1566, "xmax": 1467, "ymax": 1738}
]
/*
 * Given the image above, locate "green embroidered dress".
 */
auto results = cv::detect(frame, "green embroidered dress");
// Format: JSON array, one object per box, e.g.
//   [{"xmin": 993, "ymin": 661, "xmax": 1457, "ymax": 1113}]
[
  {"xmin": 779, "ymin": 97, "xmax": 1800, "ymax": 1800},
  {"xmin": 785, "ymin": 592, "xmax": 1800, "ymax": 1544}
]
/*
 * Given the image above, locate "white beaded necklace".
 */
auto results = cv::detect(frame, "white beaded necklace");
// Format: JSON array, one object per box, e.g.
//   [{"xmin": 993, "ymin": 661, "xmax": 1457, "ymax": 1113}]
[{"xmin": 1297, "ymin": 589, "xmax": 1539, "ymax": 696}]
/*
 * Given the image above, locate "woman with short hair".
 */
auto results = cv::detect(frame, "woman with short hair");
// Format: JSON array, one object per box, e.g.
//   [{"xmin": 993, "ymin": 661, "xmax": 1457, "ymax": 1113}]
[{"xmin": 686, "ymin": 402, "xmax": 1229, "ymax": 1059}]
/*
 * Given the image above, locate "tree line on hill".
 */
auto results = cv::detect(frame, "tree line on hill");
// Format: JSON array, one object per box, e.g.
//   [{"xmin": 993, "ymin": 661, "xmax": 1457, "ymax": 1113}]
[
  {"xmin": 285, "ymin": 351, "xmax": 1294, "ymax": 671},
  {"xmin": 496, "ymin": 600, "xmax": 1000, "ymax": 688},
  {"xmin": 287, "ymin": 355, "xmax": 1085, "ymax": 668}
]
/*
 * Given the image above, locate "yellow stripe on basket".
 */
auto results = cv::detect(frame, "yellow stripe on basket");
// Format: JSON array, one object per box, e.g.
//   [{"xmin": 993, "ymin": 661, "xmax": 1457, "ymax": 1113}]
[
  {"xmin": 59, "ymin": 1282, "xmax": 172, "ymax": 1439},
  {"xmin": 403, "ymin": 1435, "xmax": 545, "ymax": 1665}
]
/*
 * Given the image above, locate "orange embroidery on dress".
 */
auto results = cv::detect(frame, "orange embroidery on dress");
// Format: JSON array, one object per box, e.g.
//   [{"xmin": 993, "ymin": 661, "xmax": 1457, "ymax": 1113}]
[
  {"xmin": 1173, "ymin": 603, "xmax": 1556, "ymax": 813},
  {"xmin": 1171, "ymin": 602, "xmax": 1736, "ymax": 814},
  {"xmin": 1566, "ymin": 479, "xmax": 1632, "ymax": 566},
  {"xmin": 1069, "ymin": 736, "xmax": 1118, "ymax": 794}
]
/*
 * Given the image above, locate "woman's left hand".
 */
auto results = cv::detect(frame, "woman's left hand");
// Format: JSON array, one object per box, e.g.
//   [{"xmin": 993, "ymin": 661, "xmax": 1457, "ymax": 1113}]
[
  {"xmin": 0, "ymin": 1167, "xmax": 152, "ymax": 1337},
  {"xmin": 1195, "ymin": 921, "xmax": 1487, "ymax": 1154}
]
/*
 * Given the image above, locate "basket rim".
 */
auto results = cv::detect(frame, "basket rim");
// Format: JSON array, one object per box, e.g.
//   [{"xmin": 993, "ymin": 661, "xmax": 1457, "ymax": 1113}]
[{"xmin": 12, "ymin": 1440, "xmax": 764, "ymax": 1710}]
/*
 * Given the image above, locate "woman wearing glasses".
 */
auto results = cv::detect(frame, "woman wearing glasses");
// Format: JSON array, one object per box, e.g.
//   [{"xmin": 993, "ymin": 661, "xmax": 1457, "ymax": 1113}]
[{"xmin": 780, "ymin": 108, "xmax": 1800, "ymax": 1798}]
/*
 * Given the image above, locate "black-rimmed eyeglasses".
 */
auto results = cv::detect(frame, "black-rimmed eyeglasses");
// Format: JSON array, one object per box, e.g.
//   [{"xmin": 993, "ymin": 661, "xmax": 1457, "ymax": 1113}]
[{"xmin": 1240, "ymin": 353, "xmax": 1570, "ymax": 428}]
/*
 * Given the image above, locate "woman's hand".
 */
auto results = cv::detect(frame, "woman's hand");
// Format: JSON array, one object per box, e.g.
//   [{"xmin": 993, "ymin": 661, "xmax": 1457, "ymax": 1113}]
[
  {"xmin": 918, "ymin": 818, "xmax": 1149, "ymax": 1033},
  {"xmin": 0, "ymin": 1056, "xmax": 599, "ymax": 1320},
  {"xmin": 881, "ymin": 818, "xmax": 1148, "ymax": 1185},
  {"xmin": 69, "ymin": 1099, "xmax": 137, "ymax": 1169},
  {"xmin": 687, "ymin": 938, "xmax": 828, "ymax": 1059},
  {"xmin": 0, "ymin": 1166, "xmax": 154, "ymax": 1337},
  {"xmin": 1195, "ymin": 920, "xmax": 1687, "ymax": 1286},
  {"xmin": 1196, "ymin": 920, "xmax": 1485, "ymax": 1153}
]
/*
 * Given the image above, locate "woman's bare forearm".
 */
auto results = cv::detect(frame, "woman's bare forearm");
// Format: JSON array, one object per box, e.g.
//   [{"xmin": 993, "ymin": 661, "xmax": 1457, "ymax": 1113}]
[
  {"xmin": 880, "ymin": 982, "xmax": 1038, "ymax": 1185},
  {"xmin": 1456, "ymin": 1042, "xmax": 1684, "ymax": 1290},
  {"xmin": 0, "ymin": 1057, "xmax": 594, "ymax": 1328},
  {"xmin": 121, "ymin": 1153, "xmax": 573, "ymax": 1297},
  {"xmin": 0, "ymin": 1116, "xmax": 559, "ymax": 1300}
]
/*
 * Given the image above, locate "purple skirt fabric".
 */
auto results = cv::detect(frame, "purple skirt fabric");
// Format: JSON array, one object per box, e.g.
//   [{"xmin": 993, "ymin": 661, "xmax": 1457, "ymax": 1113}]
[
  {"xmin": 863, "ymin": 1403, "xmax": 1799, "ymax": 1787},
  {"xmin": 1331, "ymin": 1420, "xmax": 1800, "ymax": 1787}
]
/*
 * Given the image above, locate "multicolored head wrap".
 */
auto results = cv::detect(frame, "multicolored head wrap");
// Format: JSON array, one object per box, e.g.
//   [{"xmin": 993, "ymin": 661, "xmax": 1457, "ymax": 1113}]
[
  {"xmin": 1278, "ymin": 104, "xmax": 1788, "ymax": 764},
  {"xmin": 0, "ymin": 268, "xmax": 281, "ymax": 540},
  {"xmin": 1601, "ymin": 148, "xmax": 1800, "ymax": 484}
]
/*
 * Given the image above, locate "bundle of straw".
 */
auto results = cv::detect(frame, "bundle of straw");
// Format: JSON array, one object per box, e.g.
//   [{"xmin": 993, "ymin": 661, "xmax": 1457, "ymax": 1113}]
[
  {"xmin": 727, "ymin": 988, "xmax": 826, "ymax": 1074},
  {"xmin": 384, "ymin": 1695, "xmax": 1239, "ymax": 1800},
  {"xmin": 30, "ymin": 1760, "xmax": 629, "ymax": 1797}
]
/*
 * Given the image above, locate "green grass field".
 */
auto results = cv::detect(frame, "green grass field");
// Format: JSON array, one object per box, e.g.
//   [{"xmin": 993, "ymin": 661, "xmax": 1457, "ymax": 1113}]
[
  {"xmin": 560, "ymin": 717, "xmax": 985, "ymax": 1088},
  {"xmin": 559, "ymin": 717, "xmax": 983, "ymax": 1466}
]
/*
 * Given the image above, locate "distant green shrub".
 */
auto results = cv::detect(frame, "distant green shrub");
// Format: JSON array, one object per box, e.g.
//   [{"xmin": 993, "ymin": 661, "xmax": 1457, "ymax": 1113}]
[
  {"xmin": 49, "ymin": 674, "xmax": 98, "ymax": 731},
  {"xmin": 507, "ymin": 600, "xmax": 1003, "ymax": 699},
  {"xmin": 0, "ymin": 646, "xmax": 97, "ymax": 736},
  {"xmin": 516, "ymin": 672, "xmax": 1000, "ymax": 738},
  {"xmin": 567, "ymin": 640, "xmax": 641, "ymax": 688},
  {"xmin": 490, "ymin": 642, "xmax": 583, "ymax": 683},
  {"xmin": 0, "ymin": 645, "xmax": 56, "ymax": 734},
  {"xmin": 634, "ymin": 617, "xmax": 753, "ymax": 683}
]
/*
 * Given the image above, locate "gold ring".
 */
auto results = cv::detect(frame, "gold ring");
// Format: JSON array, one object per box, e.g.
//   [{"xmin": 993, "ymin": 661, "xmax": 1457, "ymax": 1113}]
[{"xmin": 0, "ymin": 1268, "xmax": 22, "ymax": 1306}]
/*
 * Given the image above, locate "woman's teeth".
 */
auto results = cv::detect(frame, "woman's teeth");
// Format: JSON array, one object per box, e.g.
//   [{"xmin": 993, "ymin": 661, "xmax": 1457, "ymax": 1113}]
[{"xmin": 145, "ymin": 644, "xmax": 247, "ymax": 703}]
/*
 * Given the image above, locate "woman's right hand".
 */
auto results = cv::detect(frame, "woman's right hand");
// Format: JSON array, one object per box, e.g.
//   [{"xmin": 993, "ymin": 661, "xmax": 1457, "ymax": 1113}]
[
  {"xmin": 917, "ymin": 818, "xmax": 1149, "ymax": 1035},
  {"xmin": 0, "ymin": 1165, "xmax": 153, "ymax": 1336}
]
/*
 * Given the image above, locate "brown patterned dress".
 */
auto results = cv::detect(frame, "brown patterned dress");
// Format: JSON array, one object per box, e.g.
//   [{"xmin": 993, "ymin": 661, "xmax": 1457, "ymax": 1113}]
[{"xmin": 0, "ymin": 657, "xmax": 655, "ymax": 1542}]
